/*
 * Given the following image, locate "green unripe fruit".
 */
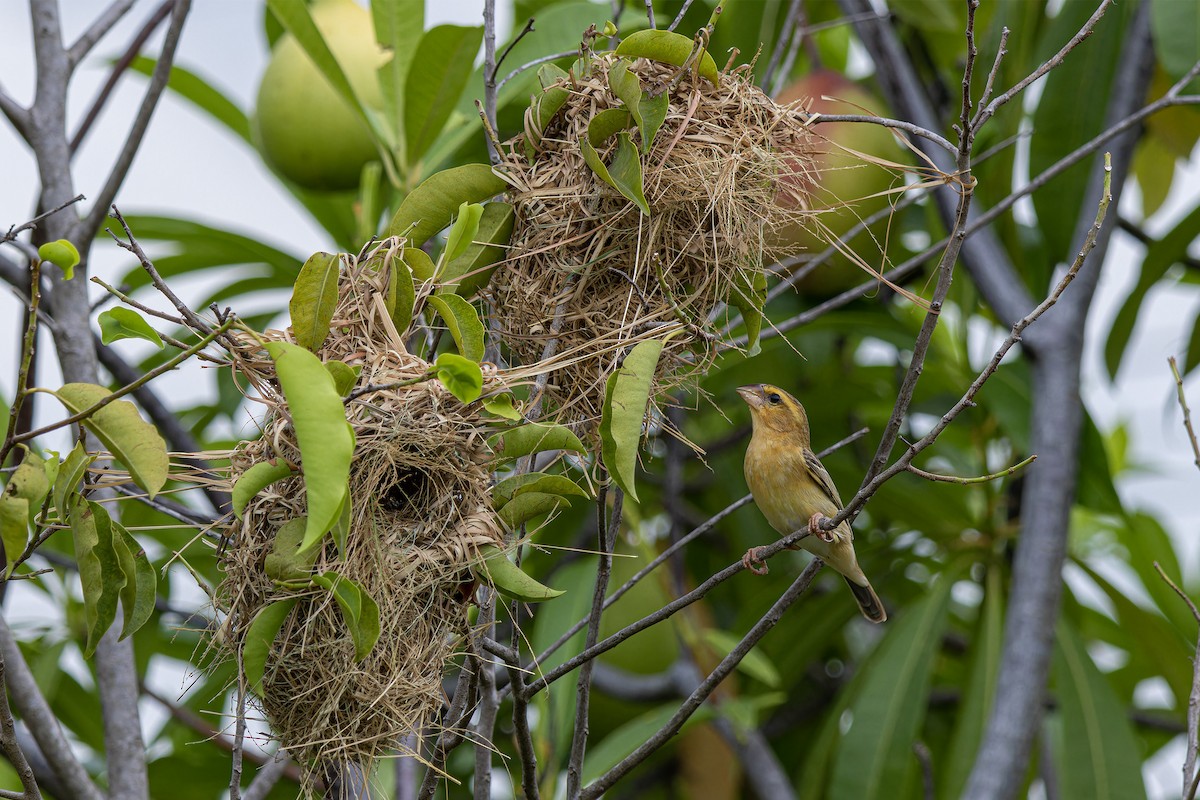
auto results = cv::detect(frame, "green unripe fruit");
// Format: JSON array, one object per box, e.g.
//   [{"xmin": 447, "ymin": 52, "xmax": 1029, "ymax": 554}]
[{"xmin": 254, "ymin": 0, "xmax": 387, "ymax": 191}]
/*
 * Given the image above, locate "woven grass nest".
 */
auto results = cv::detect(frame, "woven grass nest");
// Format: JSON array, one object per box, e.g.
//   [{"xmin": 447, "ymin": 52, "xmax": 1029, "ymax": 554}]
[
  {"xmin": 490, "ymin": 50, "xmax": 819, "ymax": 429},
  {"xmin": 215, "ymin": 243, "xmax": 508, "ymax": 773}
]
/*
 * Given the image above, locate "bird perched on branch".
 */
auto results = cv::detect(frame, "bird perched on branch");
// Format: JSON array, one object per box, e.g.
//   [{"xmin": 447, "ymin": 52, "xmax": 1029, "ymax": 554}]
[{"xmin": 737, "ymin": 384, "xmax": 886, "ymax": 623}]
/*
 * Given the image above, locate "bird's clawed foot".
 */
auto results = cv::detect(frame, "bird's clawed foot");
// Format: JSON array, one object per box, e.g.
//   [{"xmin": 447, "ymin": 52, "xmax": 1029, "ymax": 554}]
[
  {"xmin": 742, "ymin": 547, "xmax": 769, "ymax": 575},
  {"xmin": 809, "ymin": 512, "xmax": 835, "ymax": 542}
]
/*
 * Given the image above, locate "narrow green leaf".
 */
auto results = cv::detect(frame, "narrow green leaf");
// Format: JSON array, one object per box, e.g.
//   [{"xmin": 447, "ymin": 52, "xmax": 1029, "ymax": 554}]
[
  {"xmin": 233, "ymin": 459, "xmax": 297, "ymax": 519},
  {"xmin": 582, "ymin": 703, "xmax": 715, "ymax": 785},
  {"xmin": 1150, "ymin": 0, "xmax": 1200, "ymax": 89},
  {"xmin": 318, "ymin": 572, "xmax": 381, "ymax": 660},
  {"xmin": 372, "ymin": 0, "xmax": 424, "ymax": 151},
  {"xmin": 488, "ymin": 422, "xmax": 587, "ymax": 462},
  {"xmin": 244, "ymin": 598, "xmax": 298, "ymax": 691},
  {"xmin": 441, "ymin": 201, "xmax": 514, "ymax": 296},
  {"xmin": 607, "ymin": 58, "xmax": 643, "ymax": 129},
  {"xmin": 498, "ymin": 491, "xmax": 570, "ymax": 529},
  {"xmin": 1052, "ymin": 621, "xmax": 1148, "ymax": 800},
  {"xmin": 608, "ymin": 132, "xmax": 650, "ymax": 215},
  {"xmin": 384, "ymin": 163, "xmax": 508, "ymax": 246},
  {"xmin": 324, "ymin": 360, "xmax": 361, "ymax": 397},
  {"xmin": 730, "ymin": 267, "xmax": 768, "ymax": 356},
  {"xmin": 264, "ymin": 342, "xmax": 355, "ymax": 551},
  {"xmin": 442, "ymin": 202, "xmax": 484, "ymax": 265},
  {"xmin": 289, "ymin": 251, "xmax": 341, "ymax": 352},
  {"xmin": 1186, "ymin": 310, "xmax": 1200, "ymax": 376},
  {"xmin": 129, "ymin": 56, "xmax": 252, "ymax": 143},
  {"xmin": 638, "ymin": 91, "xmax": 669, "ymax": 153},
  {"xmin": 54, "ymin": 443, "xmax": 94, "ymax": 515},
  {"xmin": 599, "ymin": 339, "xmax": 663, "ymax": 502},
  {"xmin": 404, "ymin": 25, "xmax": 484, "ymax": 163},
  {"xmin": 613, "ymin": 29, "xmax": 720, "ymax": 86},
  {"xmin": 472, "ymin": 543, "xmax": 564, "ymax": 602},
  {"xmin": 54, "ymin": 384, "xmax": 168, "ymax": 499},
  {"xmin": 829, "ymin": 576, "xmax": 954, "ymax": 800},
  {"xmin": 493, "ymin": 473, "xmax": 589, "ymax": 507},
  {"xmin": 71, "ymin": 500, "xmax": 127, "ymax": 658},
  {"xmin": 264, "ymin": 517, "xmax": 319, "ymax": 581},
  {"xmin": 701, "ymin": 628, "xmax": 781, "ymax": 688},
  {"xmin": 425, "ymin": 294, "xmax": 485, "ymax": 361},
  {"xmin": 330, "ymin": 490, "xmax": 352, "ymax": 558},
  {"xmin": 434, "ymin": 352, "xmax": 483, "ymax": 403},
  {"xmin": 386, "ymin": 251, "xmax": 417, "ymax": 333},
  {"xmin": 112, "ymin": 521, "xmax": 156, "ymax": 639},
  {"xmin": 98, "ymin": 307, "xmax": 164, "ymax": 348},
  {"xmin": 38, "ymin": 240, "xmax": 79, "ymax": 278},
  {"xmin": 0, "ymin": 497, "xmax": 29, "ymax": 578},
  {"xmin": 482, "ymin": 392, "xmax": 522, "ymax": 420}
]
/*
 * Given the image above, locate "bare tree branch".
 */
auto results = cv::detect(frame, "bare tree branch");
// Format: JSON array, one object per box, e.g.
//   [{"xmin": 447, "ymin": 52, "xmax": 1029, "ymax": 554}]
[
  {"xmin": 1170, "ymin": 357, "xmax": 1200, "ymax": 472},
  {"xmin": 67, "ymin": 0, "xmax": 139, "ymax": 69},
  {"xmin": 0, "ymin": 650, "xmax": 42, "ymax": 799}
]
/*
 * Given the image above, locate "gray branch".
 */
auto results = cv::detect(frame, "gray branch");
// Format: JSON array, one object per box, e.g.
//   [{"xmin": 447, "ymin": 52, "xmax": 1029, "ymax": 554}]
[{"xmin": 67, "ymin": 0, "xmax": 138, "ymax": 69}]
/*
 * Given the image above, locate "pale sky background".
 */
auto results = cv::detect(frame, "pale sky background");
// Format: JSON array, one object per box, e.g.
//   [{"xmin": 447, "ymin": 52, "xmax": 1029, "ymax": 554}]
[{"xmin": 2, "ymin": 2, "xmax": 1199, "ymax": 797}]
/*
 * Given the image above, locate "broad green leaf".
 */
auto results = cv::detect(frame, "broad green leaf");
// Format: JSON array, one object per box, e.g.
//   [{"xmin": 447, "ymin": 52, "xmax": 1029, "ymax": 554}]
[
  {"xmin": 529, "ymin": 70, "xmax": 570, "ymax": 135},
  {"xmin": 493, "ymin": 472, "xmax": 589, "ymax": 507},
  {"xmin": 244, "ymin": 598, "xmax": 298, "ymax": 691},
  {"xmin": 614, "ymin": 29, "xmax": 720, "ymax": 86},
  {"xmin": 386, "ymin": 250, "xmax": 417, "ymax": 333},
  {"xmin": 581, "ymin": 131, "xmax": 649, "ymax": 215},
  {"xmin": 441, "ymin": 202, "xmax": 484, "ymax": 265},
  {"xmin": 232, "ymin": 459, "xmax": 296, "ymax": 519},
  {"xmin": 38, "ymin": 240, "xmax": 79, "ymax": 278},
  {"xmin": 1052, "ymin": 621, "xmax": 1148, "ymax": 800},
  {"xmin": 472, "ymin": 543, "xmax": 564, "ymax": 602},
  {"xmin": 403, "ymin": 247, "xmax": 436, "ymax": 282},
  {"xmin": 599, "ymin": 339, "xmax": 663, "ymax": 502},
  {"xmin": 404, "ymin": 25, "xmax": 484, "ymax": 163},
  {"xmin": 607, "ymin": 58, "xmax": 642, "ymax": 126},
  {"xmin": 71, "ymin": 499, "xmax": 127, "ymax": 658},
  {"xmin": 54, "ymin": 383, "xmax": 169, "ymax": 499},
  {"xmin": 324, "ymin": 360, "xmax": 361, "ymax": 397},
  {"xmin": 940, "ymin": 569, "xmax": 1003, "ymax": 799},
  {"xmin": 372, "ymin": 0, "xmax": 423, "ymax": 151},
  {"xmin": 112, "ymin": 521, "xmax": 156, "ymax": 639},
  {"xmin": 263, "ymin": 518, "xmax": 319, "ymax": 581},
  {"xmin": 488, "ymin": 422, "xmax": 587, "ymax": 462},
  {"xmin": 701, "ymin": 628, "xmax": 781, "ymax": 688},
  {"xmin": 0, "ymin": 497, "xmax": 29, "ymax": 578},
  {"xmin": 54, "ymin": 443, "xmax": 94, "ymax": 515},
  {"xmin": 434, "ymin": 352, "xmax": 483, "ymax": 403},
  {"xmin": 129, "ymin": 56, "xmax": 252, "ymax": 143},
  {"xmin": 425, "ymin": 295, "xmax": 485, "ymax": 361},
  {"xmin": 481, "ymin": 392, "xmax": 522, "ymax": 420},
  {"xmin": 1132, "ymin": 135, "xmax": 1176, "ymax": 218},
  {"xmin": 582, "ymin": 702, "xmax": 715, "ymax": 785},
  {"xmin": 829, "ymin": 576, "xmax": 953, "ymax": 800},
  {"xmin": 314, "ymin": 572, "xmax": 381, "ymax": 660},
  {"xmin": 288, "ymin": 251, "xmax": 341, "ymax": 352},
  {"xmin": 497, "ymin": 491, "xmax": 570, "ymax": 529},
  {"xmin": 98, "ymin": 307, "xmax": 164, "ymax": 348},
  {"xmin": 384, "ymin": 163, "xmax": 507, "ymax": 246},
  {"xmin": 264, "ymin": 342, "xmax": 355, "ymax": 551},
  {"xmin": 441, "ymin": 201, "xmax": 514, "ymax": 296},
  {"xmin": 637, "ymin": 91, "xmax": 668, "ymax": 153},
  {"xmin": 4, "ymin": 446, "xmax": 50, "ymax": 511},
  {"xmin": 1150, "ymin": 0, "xmax": 1200, "ymax": 89},
  {"xmin": 587, "ymin": 108, "xmax": 633, "ymax": 147}
]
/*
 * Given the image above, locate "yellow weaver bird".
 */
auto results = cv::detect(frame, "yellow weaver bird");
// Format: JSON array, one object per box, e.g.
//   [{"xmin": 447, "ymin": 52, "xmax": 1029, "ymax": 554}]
[{"xmin": 738, "ymin": 384, "xmax": 886, "ymax": 623}]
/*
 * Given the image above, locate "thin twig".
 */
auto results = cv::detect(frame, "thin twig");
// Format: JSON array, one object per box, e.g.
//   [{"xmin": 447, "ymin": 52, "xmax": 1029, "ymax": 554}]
[
  {"xmin": 67, "ymin": 0, "xmax": 138, "ymax": 68},
  {"xmin": 491, "ymin": 18, "xmax": 535, "ymax": 81},
  {"xmin": 906, "ymin": 454, "xmax": 1036, "ymax": 485},
  {"xmin": 497, "ymin": 51, "xmax": 576, "ymax": 93},
  {"xmin": 803, "ymin": 113, "xmax": 957, "ymax": 153},
  {"xmin": 2, "ymin": 195, "xmax": 86, "ymax": 244},
  {"xmin": 482, "ymin": 0, "xmax": 500, "ymax": 165},
  {"xmin": 668, "ymin": 0, "xmax": 699, "ymax": 32},
  {"xmin": 1154, "ymin": 561, "xmax": 1200, "ymax": 799},
  {"xmin": 3, "ymin": 260, "xmax": 43, "ymax": 453},
  {"xmin": 0, "ymin": 651, "xmax": 42, "ymax": 799},
  {"xmin": 760, "ymin": 0, "xmax": 803, "ymax": 92},
  {"xmin": 1169, "ymin": 357, "xmax": 1200, "ymax": 472},
  {"xmin": 108, "ymin": 207, "xmax": 213, "ymax": 333}
]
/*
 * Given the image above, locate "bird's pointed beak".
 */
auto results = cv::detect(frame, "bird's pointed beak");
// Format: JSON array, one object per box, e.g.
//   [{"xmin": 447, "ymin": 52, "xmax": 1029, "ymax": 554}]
[{"xmin": 737, "ymin": 385, "xmax": 764, "ymax": 409}]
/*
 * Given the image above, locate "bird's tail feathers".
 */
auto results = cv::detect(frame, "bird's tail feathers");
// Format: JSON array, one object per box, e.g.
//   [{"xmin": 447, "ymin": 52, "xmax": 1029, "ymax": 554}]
[{"xmin": 844, "ymin": 577, "xmax": 887, "ymax": 623}]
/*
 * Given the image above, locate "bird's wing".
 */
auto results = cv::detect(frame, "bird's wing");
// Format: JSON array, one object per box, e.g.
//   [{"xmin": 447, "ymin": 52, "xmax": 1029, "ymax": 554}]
[{"xmin": 803, "ymin": 449, "xmax": 844, "ymax": 509}]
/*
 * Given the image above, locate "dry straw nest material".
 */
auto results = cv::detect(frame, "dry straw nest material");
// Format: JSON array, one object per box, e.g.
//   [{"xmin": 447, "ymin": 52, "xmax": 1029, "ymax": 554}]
[
  {"xmin": 491, "ymin": 52, "xmax": 818, "ymax": 428},
  {"xmin": 216, "ymin": 243, "xmax": 505, "ymax": 771}
]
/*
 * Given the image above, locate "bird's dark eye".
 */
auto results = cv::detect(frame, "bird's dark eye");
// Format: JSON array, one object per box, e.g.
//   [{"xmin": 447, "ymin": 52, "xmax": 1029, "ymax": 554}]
[{"xmin": 767, "ymin": 392, "xmax": 782, "ymax": 405}]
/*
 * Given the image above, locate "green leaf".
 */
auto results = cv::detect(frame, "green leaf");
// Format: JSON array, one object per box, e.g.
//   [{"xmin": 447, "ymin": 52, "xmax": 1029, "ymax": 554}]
[
  {"xmin": 0, "ymin": 497, "xmax": 29, "ymax": 578},
  {"xmin": 582, "ymin": 131, "xmax": 650, "ymax": 216},
  {"xmin": 582, "ymin": 702, "xmax": 714, "ymax": 785},
  {"xmin": 607, "ymin": 58, "xmax": 643, "ymax": 124},
  {"xmin": 441, "ymin": 201, "xmax": 514, "ymax": 296},
  {"xmin": 403, "ymin": 247, "xmax": 436, "ymax": 282},
  {"xmin": 98, "ymin": 307, "xmax": 164, "ymax": 348},
  {"xmin": 613, "ymin": 29, "xmax": 720, "ymax": 86},
  {"xmin": 386, "ymin": 250, "xmax": 417, "ymax": 333},
  {"xmin": 314, "ymin": 572, "xmax": 381, "ymax": 660},
  {"xmin": 324, "ymin": 360, "xmax": 361, "ymax": 397},
  {"xmin": 1151, "ymin": 0, "xmax": 1200, "ymax": 89},
  {"xmin": 497, "ymin": 491, "xmax": 571, "ymax": 529},
  {"xmin": 288, "ymin": 251, "xmax": 341, "ymax": 352},
  {"xmin": 481, "ymin": 392, "xmax": 522, "ymax": 420},
  {"xmin": 54, "ymin": 443, "xmax": 94, "ymax": 515},
  {"xmin": 471, "ymin": 543, "xmax": 564, "ymax": 602},
  {"xmin": 70, "ymin": 499, "xmax": 127, "ymax": 658},
  {"xmin": 404, "ymin": 25, "xmax": 484, "ymax": 163},
  {"xmin": 372, "ymin": 0, "xmax": 424, "ymax": 152},
  {"xmin": 38, "ymin": 240, "xmax": 79, "ymax": 277},
  {"xmin": 829, "ymin": 576, "xmax": 953, "ymax": 800},
  {"xmin": 53, "ymin": 383, "xmax": 169, "ymax": 499},
  {"xmin": 330, "ymin": 490, "xmax": 351, "ymax": 559},
  {"xmin": 129, "ymin": 56, "xmax": 252, "ymax": 143},
  {"xmin": 244, "ymin": 598, "xmax": 298, "ymax": 692},
  {"xmin": 112, "ymin": 521, "xmax": 156, "ymax": 639},
  {"xmin": 599, "ymin": 339, "xmax": 663, "ymax": 502},
  {"xmin": 1052, "ymin": 621, "xmax": 1148, "ymax": 800},
  {"xmin": 701, "ymin": 628, "xmax": 781, "ymax": 688},
  {"xmin": 1133, "ymin": 135, "xmax": 1176, "ymax": 218},
  {"xmin": 4, "ymin": 446, "xmax": 50, "ymax": 511},
  {"xmin": 425, "ymin": 294, "xmax": 485, "ymax": 361},
  {"xmin": 730, "ymin": 267, "xmax": 767, "ymax": 356},
  {"xmin": 434, "ymin": 352, "xmax": 483, "ymax": 403},
  {"xmin": 263, "ymin": 517, "xmax": 319, "ymax": 581},
  {"xmin": 264, "ymin": 342, "xmax": 355, "ymax": 551},
  {"xmin": 384, "ymin": 163, "xmax": 507, "ymax": 246},
  {"xmin": 488, "ymin": 422, "xmax": 587, "ymax": 462},
  {"xmin": 232, "ymin": 459, "xmax": 296, "ymax": 519},
  {"xmin": 441, "ymin": 201, "xmax": 484, "ymax": 265},
  {"xmin": 1186, "ymin": 310, "xmax": 1200, "ymax": 376},
  {"xmin": 637, "ymin": 91, "xmax": 668, "ymax": 153},
  {"xmin": 586, "ymin": 107, "xmax": 634, "ymax": 147},
  {"xmin": 493, "ymin": 472, "xmax": 589, "ymax": 507}
]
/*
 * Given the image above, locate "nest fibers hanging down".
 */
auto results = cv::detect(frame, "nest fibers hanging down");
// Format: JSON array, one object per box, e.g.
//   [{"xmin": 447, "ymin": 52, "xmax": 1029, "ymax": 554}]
[
  {"xmin": 215, "ymin": 246, "xmax": 505, "ymax": 773},
  {"xmin": 490, "ymin": 47, "xmax": 820, "ymax": 429}
]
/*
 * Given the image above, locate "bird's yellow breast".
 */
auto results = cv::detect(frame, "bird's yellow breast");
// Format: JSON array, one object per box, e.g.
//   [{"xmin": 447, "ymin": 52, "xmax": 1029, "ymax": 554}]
[{"xmin": 744, "ymin": 432, "xmax": 840, "ymax": 535}]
